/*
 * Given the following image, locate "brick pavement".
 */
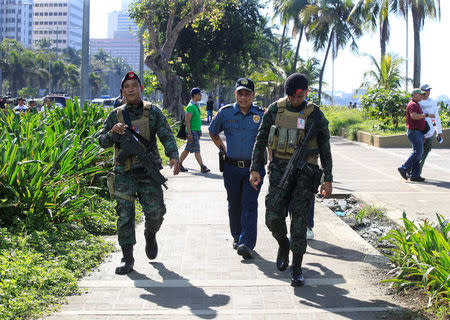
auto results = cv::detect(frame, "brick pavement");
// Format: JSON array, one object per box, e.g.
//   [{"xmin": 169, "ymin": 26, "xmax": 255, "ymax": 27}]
[{"xmin": 44, "ymin": 127, "xmax": 419, "ymax": 320}]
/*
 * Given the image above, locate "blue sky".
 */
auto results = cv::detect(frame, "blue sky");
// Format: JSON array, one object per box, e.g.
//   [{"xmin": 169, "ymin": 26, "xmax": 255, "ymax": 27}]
[{"xmin": 90, "ymin": 0, "xmax": 449, "ymax": 99}]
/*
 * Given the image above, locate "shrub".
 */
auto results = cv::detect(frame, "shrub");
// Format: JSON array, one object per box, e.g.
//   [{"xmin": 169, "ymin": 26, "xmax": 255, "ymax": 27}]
[
  {"xmin": 360, "ymin": 88, "xmax": 410, "ymax": 128},
  {"xmin": 381, "ymin": 213, "xmax": 450, "ymax": 309}
]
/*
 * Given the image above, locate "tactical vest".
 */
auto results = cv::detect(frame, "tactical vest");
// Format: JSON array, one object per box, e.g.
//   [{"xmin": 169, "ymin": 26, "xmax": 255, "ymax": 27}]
[
  {"xmin": 268, "ymin": 97, "xmax": 319, "ymax": 165},
  {"xmin": 114, "ymin": 102, "xmax": 152, "ymax": 171}
]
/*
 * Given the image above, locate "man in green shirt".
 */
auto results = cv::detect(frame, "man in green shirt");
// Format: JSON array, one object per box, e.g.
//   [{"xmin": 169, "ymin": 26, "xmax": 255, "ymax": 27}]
[{"xmin": 179, "ymin": 87, "xmax": 210, "ymax": 173}]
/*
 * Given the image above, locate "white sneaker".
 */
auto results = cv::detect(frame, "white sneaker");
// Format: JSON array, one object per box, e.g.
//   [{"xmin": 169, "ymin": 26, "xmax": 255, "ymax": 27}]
[{"xmin": 306, "ymin": 227, "xmax": 314, "ymax": 240}]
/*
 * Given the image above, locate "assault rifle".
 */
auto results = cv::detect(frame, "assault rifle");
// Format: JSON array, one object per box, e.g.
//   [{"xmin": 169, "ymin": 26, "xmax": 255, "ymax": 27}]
[
  {"xmin": 116, "ymin": 128, "xmax": 168, "ymax": 189},
  {"xmin": 272, "ymin": 115, "xmax": 319, "ymax": 207}
]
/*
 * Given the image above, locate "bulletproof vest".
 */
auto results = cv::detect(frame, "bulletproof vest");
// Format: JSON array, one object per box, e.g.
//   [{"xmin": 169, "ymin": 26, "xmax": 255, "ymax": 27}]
[
  {"xmin": 268, "ymin": 97, "xmax": 319, "ymax": 165},
  {"xmin": 114, "ymin": 102, "xmax": 152, "ymax": 171}
]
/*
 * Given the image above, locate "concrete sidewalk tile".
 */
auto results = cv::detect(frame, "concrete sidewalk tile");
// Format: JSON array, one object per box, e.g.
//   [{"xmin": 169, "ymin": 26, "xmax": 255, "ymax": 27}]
[{"xmin": 44, "ymin": 129, "xmax": 422, "ymax": 319}]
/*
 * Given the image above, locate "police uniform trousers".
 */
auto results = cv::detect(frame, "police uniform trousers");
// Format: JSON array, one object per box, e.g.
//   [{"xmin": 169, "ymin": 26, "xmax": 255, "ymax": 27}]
[
  {"xmin": 223, "ymin": 162, "xmax": 265, "ymax": 250},
  {"xmin": 265, "ymin": 158, "xmax": 314, "ymax": 255},
  {"xmin": 115, "ymin": 168, "xmax": 166, "ymax": 246}
]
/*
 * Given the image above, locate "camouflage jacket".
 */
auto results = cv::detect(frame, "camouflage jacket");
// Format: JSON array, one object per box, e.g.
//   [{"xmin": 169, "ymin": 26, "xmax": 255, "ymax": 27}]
[
  {"xmin": 250, "ymin": 100, "xmax": 333, "ymax": 182},
  {"xmin": 97, "ymin": 101, "xmax": 179, "ymax": 165}
]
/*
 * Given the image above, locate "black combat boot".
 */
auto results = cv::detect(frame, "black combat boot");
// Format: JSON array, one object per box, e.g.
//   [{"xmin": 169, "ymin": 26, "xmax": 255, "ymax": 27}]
[
  {"xmin": 276, "ymin": 237, "xmax": 290, "ymax": 271},
  {"xmin": 115, "ymin": 244, "xmax": 134, "ymax": 275},
  {"xmin": 145, "ymin": 232, "xmax": 158, "ymax": 260},
  {"xmin": 290, "ymin": 253, "xmax": 305, "ymax": 287}
]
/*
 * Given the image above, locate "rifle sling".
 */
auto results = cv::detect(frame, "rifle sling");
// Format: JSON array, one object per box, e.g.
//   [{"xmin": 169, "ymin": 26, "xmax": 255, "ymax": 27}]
[{"xmin": 121, "ymin": 107, "xmax": 152, "ymax": 148}]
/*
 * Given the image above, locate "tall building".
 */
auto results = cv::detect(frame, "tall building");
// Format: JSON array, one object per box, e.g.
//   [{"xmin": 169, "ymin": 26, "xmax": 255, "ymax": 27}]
[
  {"xmin": 107, "ymin": 9, "xmax": 138, "ymax": 39},
  {"xmin": 96, "ymin": 0, "xmax": 141, "ymax": 71},
  {"xmin": 90, "ymin": 37, "xmax": 140, "ymax": 71},
  {"xmin": 33, "ymin": 0, "xmax": 83, "ymax": 52},
  {"xmin": 0, "ymin": 0, "xmax": 34, "ymax": 47}
]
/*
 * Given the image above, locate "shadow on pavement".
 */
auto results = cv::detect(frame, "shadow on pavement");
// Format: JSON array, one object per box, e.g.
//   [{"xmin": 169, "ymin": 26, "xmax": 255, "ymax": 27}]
[
  {"xmin": 129, "ymin": 262, "xmax": 230, "ymax": 319},
  {"xmin": 416, "ymin": 179, "xmax": 450, "ymax": 189},
  {"xmin": 293, "ymin": 263, "xmax": 403, "ymax": 319},
  {"xmin": 307, "ymin": 239, "xmax": 389, "ymax": 269}
]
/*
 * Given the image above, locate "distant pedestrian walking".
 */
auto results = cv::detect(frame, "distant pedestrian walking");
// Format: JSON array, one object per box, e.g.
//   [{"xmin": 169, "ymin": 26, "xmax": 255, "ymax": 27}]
[
  {"xmin": 14, "ymin": 98, "xmax": 29, "ymax": 113},
  {"xmin": 209, "ymin": 78, "xmax": 265, "ymax": 260},
  {"xmin": 418, "ymin": 84, "xmax": 443, "ymax": 177},
  {"xmin": 398, "ymin": 88, "xmax": 434, "ymax": 182},
  {"xmin": 179, "ymin": 87, "xmax": 210, "ymax": 173},
  {"xmin": 206, "ymin": 96, "xmax": 214, "ymax": 123}
]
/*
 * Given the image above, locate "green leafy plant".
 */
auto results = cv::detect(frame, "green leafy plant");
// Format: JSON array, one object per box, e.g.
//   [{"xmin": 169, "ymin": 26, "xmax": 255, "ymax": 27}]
[
  {"xmin": 359, "ymin": 88, "xmax": 410, "ymax": 128},
  {"xmin": 355, "ymin": 204, "xmax": 385, "ymax": 223},
  {"xmin": 381, "ymin": 213, "xmax": 450, "ymax": 309}
]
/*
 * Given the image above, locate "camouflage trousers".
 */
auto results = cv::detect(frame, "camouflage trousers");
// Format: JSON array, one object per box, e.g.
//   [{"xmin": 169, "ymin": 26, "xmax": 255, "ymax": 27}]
[
  {"xmin": 265, "ymin": 158, "xmax": 314, "ymax": 255},
  {"xmin": 115, "ymin": 168, "xmax": 166, "ymax": 246}
]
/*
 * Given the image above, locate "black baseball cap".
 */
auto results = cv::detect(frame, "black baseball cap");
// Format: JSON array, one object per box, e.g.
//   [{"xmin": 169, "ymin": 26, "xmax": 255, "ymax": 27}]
[
  {"xmin": 235, "ymin": 78, "xmax": 254, "ymax": 92},
  {"xmin": 285, "ymin": 73, "xmax": 308, "ymax": 96},
  {"xmin": 190, "ymin": 87, "xmax": 201, "ymax": 97}
]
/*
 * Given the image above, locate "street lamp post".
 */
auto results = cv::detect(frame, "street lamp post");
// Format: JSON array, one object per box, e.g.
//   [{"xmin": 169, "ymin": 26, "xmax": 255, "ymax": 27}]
[{"xmin": 80, "ymin": 0, "xmax": 90, "ymax": 105}]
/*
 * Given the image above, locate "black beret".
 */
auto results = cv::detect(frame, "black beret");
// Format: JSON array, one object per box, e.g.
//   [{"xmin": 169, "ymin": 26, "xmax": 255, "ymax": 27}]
[
  {"xmin": 121, "ymin": 71, "xmax": 142, "ymax": 88},
  {"xmin": 285, "ymin": 73, "xmax": 308, "ymax": 96}
]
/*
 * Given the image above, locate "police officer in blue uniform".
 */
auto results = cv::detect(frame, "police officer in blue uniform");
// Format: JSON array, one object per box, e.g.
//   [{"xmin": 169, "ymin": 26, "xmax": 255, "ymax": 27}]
[{"xmin": 209, "ymin": 78, "xmax": 266, "ymax": 259}]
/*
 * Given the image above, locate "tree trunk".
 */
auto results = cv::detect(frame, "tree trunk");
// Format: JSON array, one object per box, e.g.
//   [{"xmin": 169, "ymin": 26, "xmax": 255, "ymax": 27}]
[
  {"xmin": 145, "ymin": 54, "xmax": 184, "ymax": 120},
  {"xmin": 411, "ymin": 6, "xmax": 421, "ymax": 88},
  {"xmin": 318, "ymin": 31, "xmax": 334, "ymax": 105},
  {"xmin": 380, "ymin": 17, "xmax": 388, "ymax": 58},
  {"xmin": 291, "ymin": 26, "xmax": 304, "ymax": 74},
  {"xmin": 278, "ymin": 23, "xmax": 287, "ymax": 63}
]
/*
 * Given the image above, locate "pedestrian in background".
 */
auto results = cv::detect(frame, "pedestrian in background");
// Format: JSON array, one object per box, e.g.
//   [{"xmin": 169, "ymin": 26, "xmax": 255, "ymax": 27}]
[
  {"xmin": 250, "ymin": 73, "xmax": 333, "ymax": 287},
  {"xmin": 14, "ymin": 98, "xmax": 29, "ymax": 113},
  {"xmin": 179, "ymin": 87, "xmax": 210, "ymax": 173},
  {"xmin": 398, "ymin": 88, "xmax": 434, "ymax": 182},
  {"xmin": 206, "ymin": 96, "xmax": 214, "ymax": 124},
  {"xmin": 98, "ymin": 71, "xmax": 180, "ymax": 275},
  {"xmin": 418, "ymin": 84, "xmax": 443, "ymax": 177},
  {"xmin": 209, "ymin": 78, "xmax": 265, "ymax": 260}
]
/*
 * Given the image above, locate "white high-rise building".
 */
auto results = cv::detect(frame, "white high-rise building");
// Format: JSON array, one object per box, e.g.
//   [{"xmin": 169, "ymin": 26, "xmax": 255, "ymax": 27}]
[
  {"xmin": 33, "ymin": 0, "xmax": 83, "ymax": 52},
  {"xmin": 107, "ymin": 0, "xmax": 138, "ymax": 39},
  {"xmin": 0, "ymin": 0, "xmax": 34, "ymax": 47}
]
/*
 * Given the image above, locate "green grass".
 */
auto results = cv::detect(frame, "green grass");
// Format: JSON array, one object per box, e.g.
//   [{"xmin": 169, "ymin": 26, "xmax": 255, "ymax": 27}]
[
  {"xmin": 322, "ymin": 106, "xmax": 411, "ymax": 140},
  {"xmin": 355, "ymin": 203, "xmax": 385, "ymax": 223}
]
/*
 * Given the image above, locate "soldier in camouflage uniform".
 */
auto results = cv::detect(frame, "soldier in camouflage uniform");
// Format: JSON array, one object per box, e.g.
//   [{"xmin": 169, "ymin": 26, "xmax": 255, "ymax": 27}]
[
  {"xmin": 98, "ymin": 71, "xmax": 179, "ymax": 275},
  {"xmin": 249, "ymin": 73, "xmax": 333, "ymax": 286}
]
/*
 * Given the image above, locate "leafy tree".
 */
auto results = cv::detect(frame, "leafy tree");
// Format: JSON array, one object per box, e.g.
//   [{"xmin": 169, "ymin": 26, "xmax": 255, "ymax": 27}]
[
  {"xmin": 34, "ymin": 38, "xmax": 52, "ymax": 53},
  {"xmin": 173, "ymin": 0, "xmax": 270, "ymax": 101},
  {"xmin": 129, "ymin": 0, "xmax": 233, "ymax": 119},
  {"xmin": 396, "ymin": 0, "xmax": 441, "ymax": 87},
  {"xmin": 360, "ymin": 88, "xmax": 409, "ymax": 128},
  {"xmin": 359, "ymin": 53, "xmax": 406, "ymax": 91},
  {"xmin": 302, "ymin": 0, "xmax": 364, "ymax": 104}
]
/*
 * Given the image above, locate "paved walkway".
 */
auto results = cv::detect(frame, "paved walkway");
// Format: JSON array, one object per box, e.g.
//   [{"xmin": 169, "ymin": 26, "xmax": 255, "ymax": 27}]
[
  {"xmin": 331, "ymin": 136, "xmax": 450, "ymax": 224},
  {"xmin": 45, "ymin": 127, "xmax": 450, "ymax": 320}
]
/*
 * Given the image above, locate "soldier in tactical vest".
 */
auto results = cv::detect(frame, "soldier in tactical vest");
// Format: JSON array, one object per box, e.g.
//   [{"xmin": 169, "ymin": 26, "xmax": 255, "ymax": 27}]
[
  {"xmin": 98, "ymin": 71, "xmax": 180, "ymax": 275},
  {"xmin": 249, "ymin": 73, "xmax": 333, "ymax": 287}
]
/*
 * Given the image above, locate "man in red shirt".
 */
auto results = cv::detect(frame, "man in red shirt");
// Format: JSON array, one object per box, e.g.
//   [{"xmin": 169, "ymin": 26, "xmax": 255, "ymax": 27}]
[{"xmin": 398, "ymin": 88, "xmax": 435, "ymax": 182}]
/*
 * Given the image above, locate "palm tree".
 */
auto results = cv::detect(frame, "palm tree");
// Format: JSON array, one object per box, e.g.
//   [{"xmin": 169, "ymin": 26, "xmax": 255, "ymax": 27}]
[
  {"xmin": 350, "ymin": 0, "xmax": 395, "ymax": 58},
  {"xmin": 273, "ymin": 0, "xmax": 309, "ymax": 73},
  {"xmin": 396, "ymin": 0, "xmax": 440, "ymax": 87},
  {"xmin": 359, "ymin": 53, "xmax": 406, "ymax": 90},
  {"xmin": 302, "ymin": 0, "xmax": 364, "ymax": 104}
]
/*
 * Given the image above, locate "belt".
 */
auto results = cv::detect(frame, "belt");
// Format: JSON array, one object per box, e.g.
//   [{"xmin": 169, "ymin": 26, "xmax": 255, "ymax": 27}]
[{"xmin": 225, "ymin": 157, "xmax": 251, "ymax": 168}]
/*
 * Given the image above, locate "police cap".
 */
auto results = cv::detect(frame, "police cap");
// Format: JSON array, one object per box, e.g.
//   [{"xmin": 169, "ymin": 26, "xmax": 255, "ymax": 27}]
[
  {"xmin": 285, "ymin": 73, "xmax": 308, "ymax": 96},
  {"xmin": 235, "ymin": 78, "xmax": 254, "ymax": 92}
]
